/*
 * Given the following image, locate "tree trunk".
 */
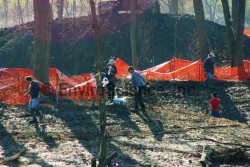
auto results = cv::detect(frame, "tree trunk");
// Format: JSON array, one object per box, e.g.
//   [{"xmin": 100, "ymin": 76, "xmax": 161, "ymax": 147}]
[
  {"xmin": 204, "ymin": 0, "xmax": 218, "ymax": 21},
  {"xmin": 79, "ymin": 0, "xmax": 84, "ymax": 15},
  {"xmin": 57, "ymin": 0, "xmax": 64, "ymax": 20},
  {"xmin": 17, "ymin": 0, "xmax": 24, "ymax": 24},
  {"xmin": 130, "ymin": 0, "xmax": 138, "ymax": 69},
  {"xmin": 232, "ymin": 0, "xmax": 245, "ymax": 67},
  {"xmin": 88, "ymin": 0, "xmax": 107, "ymax": 164},
  {"xmin": 232, "ymin": 0, "xmax": 238, "ymax": 31},
  {"xmin": 72, "ymin": 0, "xmax": 77, "ymax": 17},
  {"xmin": 3, "ymin": 0, "xmax": 8, "ymax": 26},
  {"xmin": 25, "ymin": 0, "xmax": 31, "ymax": 20},
  {"xmin": 169, "ymin": 0, "xmax": 178, "ymax": 14},
  {"xmin": 193, "ymin": 0, "xmax": 209, "ymax": 61},
  {"xmin": 33, "ymin": 0, "xmax": 51, "ymax": 83},
  {"xmin": 221, "ymin": 0, "xmax": 245, "ymax": 67}
]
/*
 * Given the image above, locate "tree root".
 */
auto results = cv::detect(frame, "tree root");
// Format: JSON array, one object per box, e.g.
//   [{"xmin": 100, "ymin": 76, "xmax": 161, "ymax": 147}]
[{"xmin": 4, "ymin": 148, "xmax": 27, "ymax": 163}]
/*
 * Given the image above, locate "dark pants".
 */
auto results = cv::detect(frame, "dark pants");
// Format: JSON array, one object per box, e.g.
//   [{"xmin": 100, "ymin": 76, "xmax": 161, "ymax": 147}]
[
  {"xmin": 211, "ymin": 110, "xmax": 220, "ymax": 118},
  {"xmin": 134, "ymin": 86, "xmax": 145, "ymax": 110},
  {"xmin": 106, "ymin": 83, "xmax": 115, "ymax": 102}
]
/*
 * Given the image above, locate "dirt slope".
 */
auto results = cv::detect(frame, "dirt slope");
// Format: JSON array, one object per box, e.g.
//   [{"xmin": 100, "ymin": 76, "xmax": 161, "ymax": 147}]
[{"xmin": 1, "ymin": 81, "xmax": 250, "ymax": 166}]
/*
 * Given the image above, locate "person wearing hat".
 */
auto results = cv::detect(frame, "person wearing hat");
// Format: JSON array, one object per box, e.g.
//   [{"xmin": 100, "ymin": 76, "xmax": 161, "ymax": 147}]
[
  {"xmin": 128, "ymin": 66, "xmax": 146, "ymax": 112},
  {"xmin": 105, "ymin": 58, "xmax": 117, "ymax": 103},
  {"xmin": 203, "ymin": 53, "xmax": 215, "ymax": 88}
]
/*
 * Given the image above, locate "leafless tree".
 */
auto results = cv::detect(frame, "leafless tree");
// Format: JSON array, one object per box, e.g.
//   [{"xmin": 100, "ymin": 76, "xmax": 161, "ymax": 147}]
[
  {"xmin": 17, "ymin": 0, "xmax": 24, "ymax": 24},
  {"xmin": 56, "ymin": 0, "xmax": 64, "ymax": 20},
  {"xmin": 130, "ymin": 0, "xmax": 138, "ymax": 69},
  {"xmin": 221, "ymin": 0, "xmax": 246, "ymax": 67},
  {"xmin": 169, "ymin": 0, "xmax": 178, "ymax": 14},
  {"xmin": 72, "ymin": 0, "xmax": 76, "ymax": 17},
  {"xmin": 204, "ymin": 0, "xmax": 218, "ymax": 21},
  {"xmin": 88, "ymin": 0, "xmax": 107, "ymax": 164}
]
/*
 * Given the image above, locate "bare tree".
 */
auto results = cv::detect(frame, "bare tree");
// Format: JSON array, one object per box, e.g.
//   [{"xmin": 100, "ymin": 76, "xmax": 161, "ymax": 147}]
[
  {"xmin": 88, "ymin": 0, "xmax": 107, "ymax": 164},
  {"xmin": 130, "ymin": 0, "xmax": 138, "ymax": 69},
  {"xmin": 33, "ymin": 0, "xmax": 51, "ymax": 83},
  {"xmin": 221, "ymin": 0, "xmax": 246, "ymax": 67},
  {"xmin": 204, "ymin": 0, "xmax": 218, "ymax": 21},
  {"xmin": 79, "ymin": 0, "xmax": 85, "ymax": 15},
  {"xmin": 24, "ymin": 0, "xmax": 31, "ymax": 20},
  {"xmin": 193, "ymin": 0, "xmax": 209, "ymax": 61},
  {"xmin": 65, "ymin": 0, "xmax": 70, "ymax": 17},
  {"xmin": 169, "ymin": 0, "xmax": 178, "ymax": 14},
  {"xmin": 3, "ymin": 0, "xmax": 8, "ymax": 26},
  {"xmin": 56, "ymin": 0, "xmax": 64, "ymax": 20},
  {"xmin": 17, "ymin": 0, "xmax": 24, "ymax": 24},
  {"xmin": 72, "ymin": 0, "xmax": 76, "ymax": 17}
]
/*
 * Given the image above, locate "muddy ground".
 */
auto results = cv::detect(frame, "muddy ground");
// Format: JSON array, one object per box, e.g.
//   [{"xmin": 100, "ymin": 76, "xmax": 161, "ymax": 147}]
[{"xmin": 1, "ymin": 81, "xmax": 250, "ymax": 167}]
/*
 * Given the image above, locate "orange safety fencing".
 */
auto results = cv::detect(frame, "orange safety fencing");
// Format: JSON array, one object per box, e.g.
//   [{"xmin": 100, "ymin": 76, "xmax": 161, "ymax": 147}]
[
  {"xmin": 0, "ymin": 68, "xmax": 98, "ymax": 105},
  {"xmin": 115, "ymin": 57, "xmax": 250, "ymax": 82},
  {"xmin": 1, "ymin": 57, "xmax": 250, "ymax": 105},
  {"xmin": 244, "ymin": 29, "xmax": 250, "ymax": 36}
]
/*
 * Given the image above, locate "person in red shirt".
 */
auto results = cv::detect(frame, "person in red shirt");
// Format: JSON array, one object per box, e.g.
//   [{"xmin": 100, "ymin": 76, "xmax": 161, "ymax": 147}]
[{"xmin": 209, "ymin": 93, "xmax": 221, "ymax": 118}]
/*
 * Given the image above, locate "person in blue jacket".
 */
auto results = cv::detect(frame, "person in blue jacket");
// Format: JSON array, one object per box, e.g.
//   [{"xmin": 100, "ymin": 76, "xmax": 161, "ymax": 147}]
[
  {"xmin": 128, "ymin": 66, "xmax": 146, "ymax": 112},
  {"xmin": 203, "ymin": 53, "xmax": 215, "ymax": 87}
]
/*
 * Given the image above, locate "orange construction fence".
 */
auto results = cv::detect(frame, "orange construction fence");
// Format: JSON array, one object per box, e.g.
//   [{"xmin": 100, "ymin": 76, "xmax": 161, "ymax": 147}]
[
  {"xmin": 1, "ymin": 57, "xmax": 250, "ymax": 105},
  {"xmin": 115, "ymin": 57, "xmax": 250, "ymax": 81},
  {"xmin": 0, "ymin": 68, "xmax": 98, "ymax": 105},
  {"xmin": 244, "ymin": 29, "xmax": 250, "ymax": 36}
]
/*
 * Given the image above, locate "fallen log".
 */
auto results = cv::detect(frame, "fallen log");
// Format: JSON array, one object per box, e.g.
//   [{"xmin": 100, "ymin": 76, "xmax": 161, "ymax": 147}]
[
  {"xmin": 200, "ymin": 145, "xmax": 212, "ymax": 167},
  {"xmin": 4, "ymin": 148, "xmax": 27, "ymax": 162}
]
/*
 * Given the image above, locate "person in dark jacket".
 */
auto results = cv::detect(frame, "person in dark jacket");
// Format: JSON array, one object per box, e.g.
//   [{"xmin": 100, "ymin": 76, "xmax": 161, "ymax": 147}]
[
  {"xmin": 128, "ymin": 66, "xmax": 146, "ymax": 112},
  {"xmin": 105, "ymin": 58, "xmax": 117, "ymax": 103},
  {"xmin": 24, "ymin": 76, "xmax": 43, "ymax": 123},
  {"xmin": 203, "ymin": 53, "xmax": 214, "ymax": 87}
]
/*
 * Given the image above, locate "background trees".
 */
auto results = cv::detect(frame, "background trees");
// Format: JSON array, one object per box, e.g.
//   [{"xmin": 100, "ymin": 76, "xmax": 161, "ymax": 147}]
[
  {"xmin": 221, "ymin": 0, "xmax": 246, "ymax": 67},
  {"xmin": 0, "ymin": 0, "xmax": 249, "ymax": 73}
]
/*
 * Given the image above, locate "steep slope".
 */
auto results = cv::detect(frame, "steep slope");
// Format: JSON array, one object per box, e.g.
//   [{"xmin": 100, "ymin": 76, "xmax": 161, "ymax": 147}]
[{"xmin": 0, "ymin": 12, "xmax": 250, "ymax": 74}]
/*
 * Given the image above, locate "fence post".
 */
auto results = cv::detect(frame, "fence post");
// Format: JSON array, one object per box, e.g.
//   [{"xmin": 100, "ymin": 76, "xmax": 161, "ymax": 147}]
[{"xmin": 56, "ymin": 73, "xmax": 59, "ymax": 106}]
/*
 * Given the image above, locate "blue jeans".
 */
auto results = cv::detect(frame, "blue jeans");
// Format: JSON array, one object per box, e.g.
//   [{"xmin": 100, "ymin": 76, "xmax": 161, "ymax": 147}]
[
  {"xmin": 205, "ymin": 72, "xmax": 214, "ymax": 80},
  {"xmin": 29, "ymin": 98, "xmax": 42, "ymax": 121},
  {"xmin": 211, "ymin": 110, "xmax": 220, "ymax": 118},
  {"xmin": 29, "ymin": 98, "xmax": 39, "ymax": 110}
]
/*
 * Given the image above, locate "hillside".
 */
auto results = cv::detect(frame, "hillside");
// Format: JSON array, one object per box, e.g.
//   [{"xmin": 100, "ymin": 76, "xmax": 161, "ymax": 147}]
[
  {"xmin": 1, "ymin": 80, "xmax": 250, "ymax": 166},
  {"xmin": 0, "ymin": 11, "xmax": 250, "ymax": 75}
]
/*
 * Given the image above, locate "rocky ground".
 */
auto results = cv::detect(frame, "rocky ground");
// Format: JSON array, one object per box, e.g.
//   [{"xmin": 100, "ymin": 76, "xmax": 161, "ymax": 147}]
[{"xmin": 1, "ymin": 80, "xmax": 250, "ymax": 166}]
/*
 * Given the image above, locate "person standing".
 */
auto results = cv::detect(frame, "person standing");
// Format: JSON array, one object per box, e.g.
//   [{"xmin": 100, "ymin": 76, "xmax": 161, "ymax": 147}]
[
  {"xmin": 209, "ymin": 93, "xmax": 221, "ymax": 118},
  {"xmin": 105, "ymin": 58, "xmax": 117, "ymax": 103},
  {"xmin": 128, "ymin": 66, "xmax": 146, "ymax": 112},
  {"xmin": 24, "ymin": 76, "xmax": 43, "ymax": 123},
  {"xmin": 203, "ymin": 53, "xmax": 215, "ymax": 87}
]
